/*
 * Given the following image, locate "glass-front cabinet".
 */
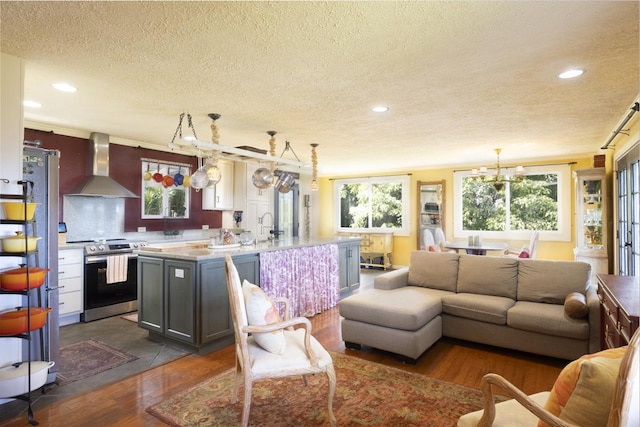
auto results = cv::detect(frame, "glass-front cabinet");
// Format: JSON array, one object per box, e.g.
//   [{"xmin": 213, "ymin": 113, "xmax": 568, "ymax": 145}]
[
  {"xmin": 417, "ymin": 181, "xmax": 445, "ymax": 250},
  {"xmin": 574, "ymin": 167, "xmax": 608, "ymax": 281}
]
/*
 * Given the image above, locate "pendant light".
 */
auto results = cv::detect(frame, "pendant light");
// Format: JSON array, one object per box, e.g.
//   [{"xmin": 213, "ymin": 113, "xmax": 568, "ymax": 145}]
[{"xmin": 204, "ymin": 113, "xmax": 222, "ymax": 187}]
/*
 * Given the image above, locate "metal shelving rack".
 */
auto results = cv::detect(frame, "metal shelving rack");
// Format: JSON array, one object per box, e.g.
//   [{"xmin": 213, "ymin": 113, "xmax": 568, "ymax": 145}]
[{"xmin": 1, "ymin": 180, "xmax": 45, "ymax": 426}]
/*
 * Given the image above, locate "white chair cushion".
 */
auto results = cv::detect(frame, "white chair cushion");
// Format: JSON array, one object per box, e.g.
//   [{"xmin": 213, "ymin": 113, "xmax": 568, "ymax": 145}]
[
  {"xmin": 457, "ymin": 391, "xmax": 550, "ymax": 427},
  {"xmin": 247, "ymin": 328, "xmax": 333, "ymax": 376},
  {"xmin": 242, "ymin": 279, "xmax": 286, "ymax": 354}
]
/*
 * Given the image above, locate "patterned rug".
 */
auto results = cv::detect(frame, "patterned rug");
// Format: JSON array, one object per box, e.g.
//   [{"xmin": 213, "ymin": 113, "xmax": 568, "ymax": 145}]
[
  {"xmin": 147, "ymin": 352, "xmax": 493, "ymax": 426},
  {"xmin": 56, "ymin": 339, "xmax": 139, "ymax": 386}
]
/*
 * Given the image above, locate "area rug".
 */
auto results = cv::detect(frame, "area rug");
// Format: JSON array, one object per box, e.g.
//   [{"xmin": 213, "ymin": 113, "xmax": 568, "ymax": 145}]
[
  {"xmin": 121, "ymin": 312, "xmax": 138, "ymax": 323},
  {"xmin": 56, "ymin": 339, "xmax": 139, "ymax": 386},
  {"xmin": 147, "ymin": 352, "xmax": 493, "ymax": 426}
]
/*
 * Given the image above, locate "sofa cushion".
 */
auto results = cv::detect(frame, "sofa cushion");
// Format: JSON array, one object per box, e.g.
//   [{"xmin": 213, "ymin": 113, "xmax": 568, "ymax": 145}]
[
  {"xmin": 517, "ymin": 259, "xmax": 591, "ymax": 304},
  {"xmin": 407, "ymin": 251, "xmax": 460, "ymax": 292},
  {"xmin": 339, "ymin": 287, "xmax": 447, "ymax": 331},
  {"xmin": 507, "ymin": 301, "xmax": 590, "ymax": 340},
  {"xmin": 564, "ymin": 292, "xmax": 588, "ymax": 319},
  {"xmin": 441, "ymin": 293, "xmax": 515, "ymax": 325},
  {"xmin": 457, "ymin": 255, "xmax": 518, "ymax": 299}
]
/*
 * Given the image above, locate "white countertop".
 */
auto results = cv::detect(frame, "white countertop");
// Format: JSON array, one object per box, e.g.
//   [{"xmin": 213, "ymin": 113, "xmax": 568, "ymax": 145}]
[{"xmin": 134, "ymin": 236, "xmax": 360, "ymax": 261}]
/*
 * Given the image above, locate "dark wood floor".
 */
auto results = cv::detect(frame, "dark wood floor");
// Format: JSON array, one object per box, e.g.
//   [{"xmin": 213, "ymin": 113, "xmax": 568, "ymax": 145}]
[{"xmin": 2, "ymin": 306, "xmax": 566, "ymax": 426}]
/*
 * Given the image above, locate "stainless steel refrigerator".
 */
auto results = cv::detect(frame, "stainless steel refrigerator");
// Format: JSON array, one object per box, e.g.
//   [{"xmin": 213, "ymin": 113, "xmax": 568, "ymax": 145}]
[{"xmin": 22, "ymin": 145, "xmax": 60, "ymax": 382}]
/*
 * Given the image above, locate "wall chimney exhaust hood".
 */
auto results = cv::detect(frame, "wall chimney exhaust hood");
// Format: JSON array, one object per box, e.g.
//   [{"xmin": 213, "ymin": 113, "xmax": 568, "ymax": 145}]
[{"xmin": 66, "ymin": 132, "xmax": 139, "ymax": 198}]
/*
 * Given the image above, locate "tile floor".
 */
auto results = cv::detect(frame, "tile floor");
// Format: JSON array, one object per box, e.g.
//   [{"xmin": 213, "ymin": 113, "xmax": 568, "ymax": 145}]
[{"xmin": 1, "ymin": 313, "xmax": 187, "ymax": 422}]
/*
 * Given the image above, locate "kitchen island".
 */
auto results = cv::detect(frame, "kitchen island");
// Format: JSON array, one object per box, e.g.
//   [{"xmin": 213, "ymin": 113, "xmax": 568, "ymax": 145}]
[{"xmin": 135, "ymin": 237, "xmax": 360, "ymax": 354}]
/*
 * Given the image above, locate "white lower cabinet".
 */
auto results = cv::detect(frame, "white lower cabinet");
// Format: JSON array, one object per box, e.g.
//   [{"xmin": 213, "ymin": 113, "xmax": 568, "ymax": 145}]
[{"xmin": 58, "ymin": 248, "xmax": 84, "ymax": 325}]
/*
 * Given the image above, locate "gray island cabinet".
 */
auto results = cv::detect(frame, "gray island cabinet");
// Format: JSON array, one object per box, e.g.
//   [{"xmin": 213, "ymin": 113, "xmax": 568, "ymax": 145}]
[
  {"xmin": 138, "ymin": 253, "xmax": 259, "ymax": 354},
  {"xmin": 136, "ymin": 237, "xmax": 359, "ymax": 354}
]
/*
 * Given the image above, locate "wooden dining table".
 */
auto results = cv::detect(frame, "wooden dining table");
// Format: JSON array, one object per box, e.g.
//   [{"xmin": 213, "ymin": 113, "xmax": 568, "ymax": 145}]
[{"xmin": 443, "ymin": 241, "xmax": 508, "ymax": 256}]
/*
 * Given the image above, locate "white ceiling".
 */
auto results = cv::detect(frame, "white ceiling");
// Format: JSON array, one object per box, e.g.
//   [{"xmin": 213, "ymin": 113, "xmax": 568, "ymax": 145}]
[{"xmin": 1, "ymin": 1, "xmax": 638, "ymax": 176}]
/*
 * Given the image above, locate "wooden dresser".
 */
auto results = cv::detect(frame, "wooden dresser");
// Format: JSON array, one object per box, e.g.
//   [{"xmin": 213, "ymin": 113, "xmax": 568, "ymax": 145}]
[{"xmin": 597, "ymin": 274, "xmax": 640, "ymax": 350}]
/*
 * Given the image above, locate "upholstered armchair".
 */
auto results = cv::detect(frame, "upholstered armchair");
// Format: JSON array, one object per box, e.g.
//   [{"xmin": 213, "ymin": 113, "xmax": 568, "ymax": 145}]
[
  {"xmin": 458, "ymin": 328, "xmax": 639, "ymax": 427},
  {"xmin": 224, "ymin": 255, "xmax": 337, "ymax": 427}
]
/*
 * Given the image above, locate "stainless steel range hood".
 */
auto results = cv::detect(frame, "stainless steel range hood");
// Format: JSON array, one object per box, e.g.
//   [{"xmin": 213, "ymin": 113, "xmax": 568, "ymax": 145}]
[{"xmin": 66, "ymin": 132, "xmax": 139, "ymax": 198}]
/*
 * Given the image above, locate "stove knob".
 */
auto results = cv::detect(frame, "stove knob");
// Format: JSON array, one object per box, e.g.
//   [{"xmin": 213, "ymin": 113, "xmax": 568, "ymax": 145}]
[
  {"xmin": 132, "ymin": 243, "xmax": 139, "ymax": 249},
  {"xmin": 98, "ymin": 245, "xmax": 105, "ymax": 251},
  {"xmin": 88, "ymin": 246, "xmax": 96, "ymax": 252}
]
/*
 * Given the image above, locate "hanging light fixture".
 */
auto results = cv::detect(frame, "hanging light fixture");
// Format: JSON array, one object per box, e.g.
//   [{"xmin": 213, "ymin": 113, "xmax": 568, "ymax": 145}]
[
  {"xmin": 168, "ymin": 112, "xmax": 198, "ymax": 150},
  {"xmin": 310, "ymin": 143, "xmax": 319, "ymax": 191},
  {"xmin": 471, "ymin": 148, "xmax": 525, "ymax": 191},
  {"xmin": 204, "ymin": 113, "xmax": 222, "ymax": 187}
]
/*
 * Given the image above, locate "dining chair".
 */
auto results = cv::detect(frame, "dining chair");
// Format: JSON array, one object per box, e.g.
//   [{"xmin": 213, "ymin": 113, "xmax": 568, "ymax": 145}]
[
  {"xmin": 423, "ymin": 228, "xmax": 437, "ymax": 251},
  {"xmin": 504, "ymin": 230, "xmax": 539, "ymax": 259},
  {"xmin": 224, "ymin": 255, "xmax": 337, "ymax": 426}
]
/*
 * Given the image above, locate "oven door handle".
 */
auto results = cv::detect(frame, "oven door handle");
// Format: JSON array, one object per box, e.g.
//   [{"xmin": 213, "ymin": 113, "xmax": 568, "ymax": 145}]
[{"xmin": 85, "ymin": 253, "xmax": 138, "ymax": 264}]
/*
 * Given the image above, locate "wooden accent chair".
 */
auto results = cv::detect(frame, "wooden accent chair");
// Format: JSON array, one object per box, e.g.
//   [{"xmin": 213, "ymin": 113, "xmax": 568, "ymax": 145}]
[
  {"xmin": 224, "ymin": 255, "xmax": 337, "ymax": 426},
  {"xmin": 458, "ymin": 327, "xmax": 639, "ymax": 427}
]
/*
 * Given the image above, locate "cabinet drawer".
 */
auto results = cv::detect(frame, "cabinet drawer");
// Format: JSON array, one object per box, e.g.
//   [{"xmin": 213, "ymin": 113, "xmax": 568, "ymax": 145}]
[
  {"xmin": 369, "ymin": 238, "xmax": 387, "ymax": 252},
  {"xmin": 58, "ymin": 263, "xmax": 83, "ymax": 280},
  {"xmin": 58, "ymin": 276, "xmax": 82, "ymax": 293},
  {"xmin": 59, "ymin": 291, "xmax": 83, "ymax": 315},
  {"xmin": 59, "ymin": 249, "xmax": 83, "ymax": 265}
]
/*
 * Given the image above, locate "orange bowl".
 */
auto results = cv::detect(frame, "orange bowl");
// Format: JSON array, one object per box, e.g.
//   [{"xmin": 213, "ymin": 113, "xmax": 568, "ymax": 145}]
[
  {"xmin": 0, "ymin": 267, "xmax": 50, "ymax": 291},
  {"xmin": 0, "ymin": 307, "xmax": 52, "ymax": 335}
]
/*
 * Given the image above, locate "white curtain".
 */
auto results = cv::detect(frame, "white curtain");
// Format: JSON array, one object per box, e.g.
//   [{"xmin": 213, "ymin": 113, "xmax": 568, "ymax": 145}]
[{"xmin": 259, "ymin": 244, "xmax": 340, "ymax": 318}]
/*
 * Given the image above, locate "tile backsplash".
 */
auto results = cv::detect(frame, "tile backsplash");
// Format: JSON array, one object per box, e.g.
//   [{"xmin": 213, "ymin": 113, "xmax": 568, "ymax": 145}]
[{"xmin": 62, "ymin": 195, "xmax": 220, "ymax": 243}]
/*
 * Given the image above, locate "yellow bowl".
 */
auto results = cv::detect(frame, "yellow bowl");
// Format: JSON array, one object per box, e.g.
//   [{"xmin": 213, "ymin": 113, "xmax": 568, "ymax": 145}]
[{"xmin": 2, "ymin": 202, "xmax": 38, "ymax": 221}]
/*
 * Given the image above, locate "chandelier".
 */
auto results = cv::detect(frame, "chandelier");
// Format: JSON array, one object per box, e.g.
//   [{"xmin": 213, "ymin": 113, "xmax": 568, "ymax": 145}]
[{"xmin": 471, "ymin": 148, "xmax": 525, "ymax": 191}]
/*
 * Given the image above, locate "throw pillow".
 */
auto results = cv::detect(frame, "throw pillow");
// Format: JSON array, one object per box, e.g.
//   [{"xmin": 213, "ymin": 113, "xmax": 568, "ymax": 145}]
[
  {"xmin": 564, "ymin": 292, "xmax": 588, "ymax": 319},
  {"xmin": 538, "ymin": 346, "xmax": 627, "ymax": 427},
  {"xmin": 242, "ymin": 279, "xmax": 286, "ymax": 354}
]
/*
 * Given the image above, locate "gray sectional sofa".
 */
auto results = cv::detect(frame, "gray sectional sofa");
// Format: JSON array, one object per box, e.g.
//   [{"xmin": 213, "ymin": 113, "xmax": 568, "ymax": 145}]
[{"xmin": 339, "ymin": 251, "xmax": 599, "ymax": 361}]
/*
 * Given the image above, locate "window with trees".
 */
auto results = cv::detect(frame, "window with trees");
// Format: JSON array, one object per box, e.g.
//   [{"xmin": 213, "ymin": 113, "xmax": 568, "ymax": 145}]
[
  {"xmin": 142, "ymin": 161, "xmax": 190, "ymax": 219},
  {"xmin": 453, "ymin": 164, "xmax": 571, "ymax": 241},
  {"xmin": 335, "ymin": 175, "xmax": 410, "ymax": 235}
]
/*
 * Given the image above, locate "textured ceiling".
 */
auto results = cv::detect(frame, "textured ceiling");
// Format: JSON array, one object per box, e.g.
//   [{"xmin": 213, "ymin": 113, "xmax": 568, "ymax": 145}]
[{"xmin": 1, "ymin": 1, "xmax": 638, "ymax": 176}]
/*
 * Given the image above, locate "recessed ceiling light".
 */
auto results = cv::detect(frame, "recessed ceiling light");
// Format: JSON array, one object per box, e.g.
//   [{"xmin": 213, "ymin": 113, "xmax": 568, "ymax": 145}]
[
  {"xmin": 23, "ymin": 100, "xmax": 42, "ymax": 108},
  {"xmin": 372, "ymin": 106, "xmax": 389, "ymax": 113},
  {"xmin": 558, "ymin": 69, "xmax": 584, "ymax": 79},
  {"xmin": 52, "ymin": 82, "xmax": 77, "ymax": 92}
]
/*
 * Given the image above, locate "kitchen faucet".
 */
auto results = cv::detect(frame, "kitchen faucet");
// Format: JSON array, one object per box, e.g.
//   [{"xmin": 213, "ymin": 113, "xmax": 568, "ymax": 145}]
[{"xmin": 259, "ymin": 212, "xmax": 276, "ymax": 239}]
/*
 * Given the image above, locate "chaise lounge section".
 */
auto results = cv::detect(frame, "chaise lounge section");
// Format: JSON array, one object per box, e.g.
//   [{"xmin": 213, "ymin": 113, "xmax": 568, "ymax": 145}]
[{"xmin": 340, "ymin": 251, "xmax": 598, "ymax": 362}]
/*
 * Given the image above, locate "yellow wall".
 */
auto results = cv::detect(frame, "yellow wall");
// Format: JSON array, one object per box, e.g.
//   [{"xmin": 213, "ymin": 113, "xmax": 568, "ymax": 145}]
[{"xmin": 318, "ymin": 155, "xmax": 596, "ymax": 266}]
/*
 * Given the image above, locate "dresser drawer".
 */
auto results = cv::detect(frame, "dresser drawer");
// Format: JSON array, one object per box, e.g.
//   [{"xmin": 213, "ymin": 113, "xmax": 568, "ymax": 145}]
[
  {"xmin": 603, "ymin": 311, "xmax": 620, "ymax": 349},
  {"xmin": 619, "ymin": 310, "xmax": 634, "ymax": 345},
  {"xmin": 58, "ymin": 263, "xmax": 83, "ymax": 280},
  {"xmin": 59, "ymin": 290, "xmax": 83, "ymax": 315}
]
